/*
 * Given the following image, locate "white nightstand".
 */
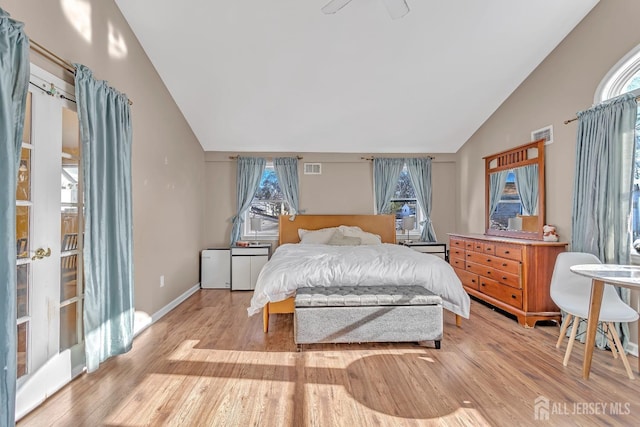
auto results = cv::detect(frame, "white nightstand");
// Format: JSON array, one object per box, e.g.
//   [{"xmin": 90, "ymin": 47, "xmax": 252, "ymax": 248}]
[
  {"xmin": 201, "ymin": 248, "xmax": 231, "ymax": 289},
  {"xmin": 231, "ymin": 244, "xmax": 271, "ymax": 290}
]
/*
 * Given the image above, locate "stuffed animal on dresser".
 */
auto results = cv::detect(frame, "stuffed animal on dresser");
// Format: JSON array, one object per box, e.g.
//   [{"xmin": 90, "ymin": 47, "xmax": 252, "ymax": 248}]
[{"xmin": 543, "ymin": 225, "xmax": 559, "ymax": 242}]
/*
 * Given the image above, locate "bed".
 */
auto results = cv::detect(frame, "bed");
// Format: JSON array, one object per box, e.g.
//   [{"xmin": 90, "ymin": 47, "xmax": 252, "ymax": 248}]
[{"xmin": 248, "ymin": 214, "xmax": 470, "ymax": 332}]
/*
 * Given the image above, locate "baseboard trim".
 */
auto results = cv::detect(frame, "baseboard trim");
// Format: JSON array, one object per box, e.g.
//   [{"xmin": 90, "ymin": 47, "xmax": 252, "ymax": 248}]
[{"xmin": 133, "ymin": 282, "xmax": 201, "ymax": 338}]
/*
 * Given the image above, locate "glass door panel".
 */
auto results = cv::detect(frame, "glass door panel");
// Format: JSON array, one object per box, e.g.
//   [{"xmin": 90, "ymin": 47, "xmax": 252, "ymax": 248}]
[
  {"xmin": 60, "ymin": 302, "xmax": 80, "ymax": 351},
  {"xmin": 16, "ymin": 265, "xmax": 29, "ymax": 380},
  {"xmin": 17, "ymin": 148, "xmax": 31, "ymax": 201},
  {"xmin": 59, "ymin": 105, "xmax": 82, "ymax": 353},
  {"xmin": 16, "ymin": 206, "xmax": 30, "ymax": 260},
  {"xmin": 16, "ymin": 90, "xmax": 32, "ymax": 381},
  {"xmin": 17, "ymin": 323, "xmax": 28, "ymax": 378}
]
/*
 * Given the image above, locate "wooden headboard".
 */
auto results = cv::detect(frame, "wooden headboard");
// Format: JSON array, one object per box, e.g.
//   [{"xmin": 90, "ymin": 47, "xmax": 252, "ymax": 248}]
[{"xmin": 278, "ymin": 214, "xmax": 397, "ymax": 245}]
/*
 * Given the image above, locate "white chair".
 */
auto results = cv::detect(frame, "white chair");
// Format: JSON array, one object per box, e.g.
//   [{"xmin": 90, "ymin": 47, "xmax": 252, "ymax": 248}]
[{"xmin": 550, "ymin": 252, "xmax": 638, "ymax": 379}]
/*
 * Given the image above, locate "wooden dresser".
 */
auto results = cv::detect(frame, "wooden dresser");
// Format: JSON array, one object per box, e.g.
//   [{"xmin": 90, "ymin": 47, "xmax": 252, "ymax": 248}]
[{"xmin": 449, "ymin": 233, "xmax": 567, "ymax": 327}]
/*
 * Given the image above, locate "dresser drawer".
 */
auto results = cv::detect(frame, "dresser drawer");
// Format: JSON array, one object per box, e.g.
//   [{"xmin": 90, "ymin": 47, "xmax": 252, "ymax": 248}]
[
  {"xmin": 454, "ymin": 267, "xmax": 479, "ymax": 291},
  {"xmin": 450, "ymin": 238, "xmax": 466, "ymax": 249},
  {"xmin": 479, "ymin": 277, "xmax": 523, "ymax": 309},
  {"xmin": 449, "ymin": 247, "xmax": 465, "ymax": 260},
  {"xmin": 494, "ymin": 244, "xmax": 522, "ymax": 261},
  {"xmin": 469, "ymin": 240, "xmax": 484, "ymax": 252},
  {"xmin": 450, "ymin": 257, "xmax": 466, "ymax": 270},
  {"xmin": 465, "ymin": 262, "xmax": 521, "ymax": 289},
  {"xmin": 464, "ymin": 252, "xmax": 520, "ymax": 275}
]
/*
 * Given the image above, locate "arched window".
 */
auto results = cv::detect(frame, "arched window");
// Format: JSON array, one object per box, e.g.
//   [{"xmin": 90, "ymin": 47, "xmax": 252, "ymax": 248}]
[{"xmin": 596, "ymin": 44, "xmax": 640, "ymax": 249}]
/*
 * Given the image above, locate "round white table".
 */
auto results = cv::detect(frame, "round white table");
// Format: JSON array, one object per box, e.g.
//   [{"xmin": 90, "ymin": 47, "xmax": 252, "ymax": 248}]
[{"xmin": 569, "ymin": 264, "xmax": 640, "ymax": 379}]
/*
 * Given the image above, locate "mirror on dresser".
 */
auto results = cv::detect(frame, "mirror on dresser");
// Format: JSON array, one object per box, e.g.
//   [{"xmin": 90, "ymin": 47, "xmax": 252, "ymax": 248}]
[{"xmin": 484, "ymin": 139, "xmax": 546, "ymax": 240}]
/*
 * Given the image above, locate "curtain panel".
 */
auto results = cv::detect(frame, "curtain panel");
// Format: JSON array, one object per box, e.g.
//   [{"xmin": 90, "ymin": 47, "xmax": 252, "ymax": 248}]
[
  {"xmin": 0, "ymin": 8, "xmax": 29, "ymax": 427},
  {"xmin": 514, "ymin": 164, "xmax": 538, "ymax": 216},
  {"xmin": 373, "ymin": 158, "xmax": 405, "ymax": 214},
  {"xmin": 75, "ymin": 64, "xmax": 134, "ymax": 373},
  {"xmin": 571, "ymin": 92, "xmax": 637, "ymax": 349},
  {"xmin": 273, "ymin": 157, "xmax": 300, "ymax": 219},
  {"xmin": 405, "ymin": 157, "xmax": 437, "ymax": 242},
  {"xmin": 488, "ymin": 171, "xmax": 509, "ymax": 218},
  {"xmin": 230, "ymin": 157, "xmax": 266, "ymax": 245}
]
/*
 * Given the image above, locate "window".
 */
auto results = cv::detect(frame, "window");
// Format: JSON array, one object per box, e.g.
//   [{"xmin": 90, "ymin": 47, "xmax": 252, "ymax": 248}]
[
  {"xmin": 243, "ymin": 165, "xmax": 290, "ymax": 238},
  {"xmin": 597, "ymin": 45, "xmax": 640, "ymax": 252},
  {"xmin": 389, "ymin": 165, "xmax": 422, "ymax": 235}
]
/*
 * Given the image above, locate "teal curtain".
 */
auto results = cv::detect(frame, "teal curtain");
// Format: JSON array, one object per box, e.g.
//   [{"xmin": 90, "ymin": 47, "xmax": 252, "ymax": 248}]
[
  {"xmin": 75, "ymin": 64, "xmax": 134, "ymax": 373},
  {"xmin": 405, "ymin": 157, "xmax": 437, "ymax": 242},
  {"xmin": 514, "ymin": 164, "xmax": 538, "ymax": 215},
  {"xmin": 0, "ymin": 8, "xmax": 29, "ymax": 426},
  {"xmin": 230, "ymin": 157, "xmax": 266, "ymax": 245},
  {"xmin": 373, "ymin": 158, "xmax": 404, "ymax": 214},
  {"xmin": 274, "ymin": 157, "xmax": 301, "ymax": 219},
  {"xmin": 488, "ymin": 171, "xmax": 508, "ymax": 216},
  {"xmin": 571, "ymin": 93, "xmax": 637, "ymax": 350}
]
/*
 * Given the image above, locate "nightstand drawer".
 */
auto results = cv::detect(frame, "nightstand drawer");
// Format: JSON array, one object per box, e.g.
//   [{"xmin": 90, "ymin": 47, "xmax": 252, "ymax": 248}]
[{"xmin": 231, "ymin": 247, "xmax": 269, "ymax": 256}]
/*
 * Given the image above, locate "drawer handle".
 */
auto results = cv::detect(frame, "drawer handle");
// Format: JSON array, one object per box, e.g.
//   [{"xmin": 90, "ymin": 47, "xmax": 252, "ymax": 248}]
[
  {"xmin": 481, "ymin": 283, "xmax": 486, "ymax": 287},
  {"xmin": 502, "ymin": 276, "xmax": 507, "ymax": 280},
  {"xmin": 486, "ymin": 259, "xmax": 491, "ymax": 262},
  {"xmin": 471, "ymin": 279, "xmax": 476, "ymax": 283},
  {"xmin": 504, "ymin": 250, "xmax": 510, "ymax": 254},
  {"xmin": 487, "ymin": 271, "xmax": 491, "ymax": 275},
  {"xmin": 502, "ymin": 263, "xmax": 507, "ymax": 267},
  {"xmin": 487, "ymin": 248, "xmax": 493, "ymax": 252},
  {"xmin": 511, "ymin": 295, "xmax": 516, "ymax": 299}
]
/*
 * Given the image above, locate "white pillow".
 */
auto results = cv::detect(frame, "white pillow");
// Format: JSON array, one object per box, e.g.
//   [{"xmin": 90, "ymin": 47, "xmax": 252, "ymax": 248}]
[
  {"xmin": 298, "ymin": 227, "xmax": 337, "ymax": 244},
  {"xmin": 338, "ymin": 225, "xmax": 382, "ymax": 245},
  {"xmin": 327, "ymin": 231, "xmax": 362, "ymax": 246}
]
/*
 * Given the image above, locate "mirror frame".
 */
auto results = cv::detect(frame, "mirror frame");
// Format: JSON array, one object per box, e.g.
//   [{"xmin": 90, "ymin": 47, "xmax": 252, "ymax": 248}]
[{"xmin": 484, "ymin": 139, "xmax": 546, "ymax": 240}]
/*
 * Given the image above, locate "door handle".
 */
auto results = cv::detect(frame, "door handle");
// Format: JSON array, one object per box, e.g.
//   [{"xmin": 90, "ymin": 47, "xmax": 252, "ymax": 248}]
[{"xmin": 32, "ymin": 247, "xmax": 51, "ymax": 261}]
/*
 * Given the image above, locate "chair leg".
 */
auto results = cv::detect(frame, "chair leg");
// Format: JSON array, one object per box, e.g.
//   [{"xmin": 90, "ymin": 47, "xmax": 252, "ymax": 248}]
[
  {"xmin": 564, "ymin": 316, "xmax": 580, "ymax": 366},
  {"xmin": 556, "ymin": 314, "xmax": 573, "ymax": 349},
  {"xmin": 603, "ymin": 323, "xmax": 619, "ymax": 359},
  {"xmin": 608, "ymin": 322, "xmax": 634, "ymax": 380}
]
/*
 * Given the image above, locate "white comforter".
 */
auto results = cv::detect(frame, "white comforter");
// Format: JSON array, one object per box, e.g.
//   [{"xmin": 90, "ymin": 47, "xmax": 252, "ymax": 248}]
[{"xmin": 248, "ymin": 243, "xmax": 470, "ymax": 318}]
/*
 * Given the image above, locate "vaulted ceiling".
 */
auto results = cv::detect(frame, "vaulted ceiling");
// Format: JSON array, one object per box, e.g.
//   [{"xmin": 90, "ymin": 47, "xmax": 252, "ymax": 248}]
[{"xmin": 114, "ymin": 0, "xmax": 599, "ymax": 153}]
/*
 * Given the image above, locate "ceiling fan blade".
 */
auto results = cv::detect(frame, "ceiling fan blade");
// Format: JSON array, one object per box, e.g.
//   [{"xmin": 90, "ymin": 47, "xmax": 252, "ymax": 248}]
[
  {"xmin": 321, "ymin": 0, "xmax": 354, "ymax": 15},
  {"xmin": 381, "ymin": 0, "xmax": 410, "ymax": 19}
]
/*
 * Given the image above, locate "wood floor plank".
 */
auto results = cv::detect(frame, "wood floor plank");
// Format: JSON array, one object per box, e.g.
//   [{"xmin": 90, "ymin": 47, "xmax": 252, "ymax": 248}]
[{"xmin": 17, "ymin": 290, "xmax": 640, "ymax": 427}]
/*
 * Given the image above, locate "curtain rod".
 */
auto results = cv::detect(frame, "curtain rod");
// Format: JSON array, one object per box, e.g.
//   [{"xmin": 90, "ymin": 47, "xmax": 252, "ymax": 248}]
[
  {"xmin": 564, "ymin": 94, "xmax": 640, "ymax": 124},
  {"xmin": 29, "ymin": 38, "xmax": 133, "ymax": 106},
  {"xmin": 228, "ymin": 155, "xmax": 304, "ymax": 160},
  {"xmin": 361, "ymin": 156, "xmax": 435, "ymax": 161}
]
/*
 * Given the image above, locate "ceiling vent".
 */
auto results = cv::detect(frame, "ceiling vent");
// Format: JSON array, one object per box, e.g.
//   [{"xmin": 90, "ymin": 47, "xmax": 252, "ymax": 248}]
[
  {"xmin": 531, "ymin": 125, "xmax": 553, "ymax": 145},
  {"xmin": 304, "ymin": 163, "xmax": 322, "ymax": 175}
]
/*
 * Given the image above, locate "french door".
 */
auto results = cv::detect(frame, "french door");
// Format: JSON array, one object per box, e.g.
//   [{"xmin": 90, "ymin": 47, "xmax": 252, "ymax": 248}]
[{"xmin": 15, "ymin": 64, "xmax": 85, "ymax": 417}]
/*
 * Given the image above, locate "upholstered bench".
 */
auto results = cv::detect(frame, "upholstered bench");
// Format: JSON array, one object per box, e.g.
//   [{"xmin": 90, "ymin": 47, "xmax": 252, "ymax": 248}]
[{"xmin": 294, "ymin": 285, "xmax": 443, "ymax": 348}]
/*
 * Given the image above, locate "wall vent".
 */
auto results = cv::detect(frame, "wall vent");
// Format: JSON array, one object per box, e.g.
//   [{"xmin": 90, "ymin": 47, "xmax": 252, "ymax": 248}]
[
  {"xmin": 304, "ymin": 163, "xmax": 322, "ymax": 175},
  {"xmin": 531, "ymin": 125, "xmax": 553, "ymax": 145}
]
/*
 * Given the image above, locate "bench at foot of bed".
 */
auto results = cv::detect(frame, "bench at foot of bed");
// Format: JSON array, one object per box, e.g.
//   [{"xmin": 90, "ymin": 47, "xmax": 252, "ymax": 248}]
[{"xmin": 293, "ymin": 285, "xmax": 443, "ymax": 348}]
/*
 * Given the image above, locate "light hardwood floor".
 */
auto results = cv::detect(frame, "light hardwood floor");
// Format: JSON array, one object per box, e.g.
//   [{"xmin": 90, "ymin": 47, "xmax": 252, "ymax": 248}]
[{"xmin": 18, "ymin": 290, "xmax": 640, "ymax": 426}]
